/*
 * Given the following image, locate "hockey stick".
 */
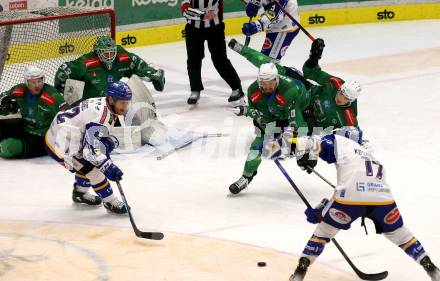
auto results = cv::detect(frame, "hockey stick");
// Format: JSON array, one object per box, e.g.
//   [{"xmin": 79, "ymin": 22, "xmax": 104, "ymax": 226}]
[
  {"xmin": 115, "ymin": 179, "xmax": 164, "ymax": 240},
  {"xmin": 156, "ymin": 133, "xmax": 229, "ymax": 160},
  {"xmin": 308, "ymin": 166, "xmax": 337, "ymax": 189},
  {"xmin": 274, "ymin": 160, "xmax": 388, "ymax": 281},
  {"xmin": 244, "ymin": 17, "xmax": 253, "ymax": 46},
  {"xmin": 273, "ymin": 0, "xmax": 315, "ymax": 41}
]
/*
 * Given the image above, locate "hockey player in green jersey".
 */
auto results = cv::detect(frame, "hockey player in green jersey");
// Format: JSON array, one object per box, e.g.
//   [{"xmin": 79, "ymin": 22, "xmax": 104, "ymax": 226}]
[
  {"xmin": 228, "ymin": 38, "xmax": 363, "ymax": 145},
  {"xmin": 228, "ymin": 62, "xmax": 314, "ymax": 194},
  {"xmin": 0, "ymin": 65, "xmax": 66, "ymax": 159},
  {"xmin": 54, "ymin": 35, "xmax": 165, "ymax": 106}
]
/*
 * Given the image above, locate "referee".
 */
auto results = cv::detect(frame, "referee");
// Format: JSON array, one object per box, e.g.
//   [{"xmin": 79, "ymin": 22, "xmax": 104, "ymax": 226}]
[{"xmin": 181, "ymin": 0, "xmax": 244, "ymax": 105}]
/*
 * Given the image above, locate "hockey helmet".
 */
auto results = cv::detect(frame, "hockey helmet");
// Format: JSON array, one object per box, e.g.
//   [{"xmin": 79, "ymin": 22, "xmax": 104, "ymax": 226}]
[
  {"xmin": 94, "ymin": 35, "xmax": 117, "ymax": 69},
  {"xmin": 258, "ymin": 63, "xmax": 279, "ymax": 89},
  {"xmin": 339, "ymin": 80, "xmax": 362, "ymax": 102},
  {"xmin": 24, "ymin": 65, "xmax": 45, "ymax": 84},
  {"xmin": 106, "ymin": 81, "xmax": 132, "ymax": 101}
]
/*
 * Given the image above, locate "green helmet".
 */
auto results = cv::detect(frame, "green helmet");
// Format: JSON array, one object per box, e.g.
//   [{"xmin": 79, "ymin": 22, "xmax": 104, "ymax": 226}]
[{"xmin": 93, "ymin": 35, "xmax": 116, "ymax": 70}]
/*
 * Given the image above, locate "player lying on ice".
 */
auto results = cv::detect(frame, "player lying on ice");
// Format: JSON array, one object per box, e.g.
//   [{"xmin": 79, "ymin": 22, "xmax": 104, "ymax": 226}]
[
  {"xmin": 262, "ymin": 134, "xmax": 440, "ymax": 281},
  {"xmin": 45, "ymin": 81, "xmax": 131, "ymax": 214},
  {"xmin": 0, "ymin": 65, "xmax": 66, "ymax": 159},
  {"xmin": 228, "ymin": 37, "xmax": 363, "ymax": 145}
]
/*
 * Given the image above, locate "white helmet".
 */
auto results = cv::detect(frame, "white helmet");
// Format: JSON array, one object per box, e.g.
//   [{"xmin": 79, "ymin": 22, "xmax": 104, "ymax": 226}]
[
  {"xmin": 340, "ymin": 80, "xmax": 361, "ymax": 102},
  {"xmin": 258, "ymin": 62, "xmax": 279, "ymax": 88},
  {"xmin": 24, "ymin": 65, "xmax": 45, "ymax": 84}
]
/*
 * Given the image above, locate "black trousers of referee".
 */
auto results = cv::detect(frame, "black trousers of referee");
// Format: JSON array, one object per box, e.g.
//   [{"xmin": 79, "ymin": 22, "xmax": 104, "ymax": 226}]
[{"xmin": 185, "ymin": 22, "xmax": 241, "ymax": 92}]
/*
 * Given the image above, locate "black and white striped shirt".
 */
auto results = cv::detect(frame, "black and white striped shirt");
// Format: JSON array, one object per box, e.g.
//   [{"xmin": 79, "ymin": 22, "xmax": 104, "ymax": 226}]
[{"xmin": 181, "ymin": 0, "xmax": 223, "ymax": 28}]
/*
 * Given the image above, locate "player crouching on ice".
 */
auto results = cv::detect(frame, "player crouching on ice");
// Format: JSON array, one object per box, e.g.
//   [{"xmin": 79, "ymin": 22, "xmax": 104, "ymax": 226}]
[
  {"xmin": 45, "ymin": 81, "xmax": 132, "ymax": 214},
  {"xmin": 229, "ymin": 62, "xmax": 311, "ymax": 194},
  {"xmin": 0, "ymin": 65, "xmax": 66, "ymax": 159},
  {"xmin": 264, "ymin": 134, "xmax": 440, "ymax": 281}
]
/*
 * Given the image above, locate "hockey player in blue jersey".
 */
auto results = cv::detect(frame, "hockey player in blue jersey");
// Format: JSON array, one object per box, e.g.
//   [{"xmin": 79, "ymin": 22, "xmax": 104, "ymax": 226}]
[
  {"xmin": 45, "ymin": 81, "xmax": 132, "ymax": 215},
  {"xmin": 242, "ymin": 0, "xmax": 300, "ymax": 61},
  {"xmin": 264, "ymin": 134, "xmax": 440, "ymax": 281}
]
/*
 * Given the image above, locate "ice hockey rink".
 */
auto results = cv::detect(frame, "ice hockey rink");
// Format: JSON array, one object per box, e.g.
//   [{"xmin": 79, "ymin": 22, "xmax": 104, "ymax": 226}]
[{"xmin": 1, "ymin": 19, "xmax": 440, "ymax": 281}]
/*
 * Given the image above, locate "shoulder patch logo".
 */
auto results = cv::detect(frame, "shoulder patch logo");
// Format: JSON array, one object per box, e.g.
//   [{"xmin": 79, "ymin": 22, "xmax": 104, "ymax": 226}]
[
  {"xmin": 117, "ymin": 53, "xmax": 130, "ymax": 63},
  {"xmin": 40, "ymin": 92, "xmax": 55, "ymax": 106},
  {"xmin": 12, "ymin": 87, "xmax": 25, "ymax": 97},
  {"xmin": 329, "ymin": 76, "xmax": 344, "ymax": 89},
  {"xmin": 250, "ymin": 91, "xmax": 262, "ymax": 104},
  {"xmin": 344, "ymin": 108, "xmax": 356, "ymax": 126},
  {"xmin": 275, "ymin": 93, "xmax": 286, "ymax": 106},
  {"xmin": 84, "ymin": 58, "xmax": 101, "ymax": 68}
]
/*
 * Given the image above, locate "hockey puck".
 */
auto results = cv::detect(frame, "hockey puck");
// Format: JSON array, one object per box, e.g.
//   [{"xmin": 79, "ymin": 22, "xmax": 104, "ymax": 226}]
[{"xmin": 257, "ymin": 261, "xmax": 266, "ymax": 267}]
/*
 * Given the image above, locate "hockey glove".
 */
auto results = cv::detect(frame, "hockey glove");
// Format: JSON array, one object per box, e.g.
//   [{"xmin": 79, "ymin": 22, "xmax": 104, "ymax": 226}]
[
  {"xmin": 0, "ymin": 96, "xmax": 18, "ymax": 114},
  {"xmin": 245, "ymin": 0, "xmax": 261, "ymax": 17},
  {"xmin": 100, "ymin": 135, "xmax": 119, "ymax": 157},
  {"xmin": 151, "ymin": 69, "xmax": 165, "ymax": 92},
  {"xmin": 305, "ymin": 38, "xmax": 325, "ymax": 68},
  {"xmin": 242, "ymin": 20, "xmax": 264, "ymax": 37},
  {"xmin": 305, "ymin": 198, "xmax": 329, "ymax": 224},
  {"xmin": 297, "ymin": 153, "xmax": 317, "ymax": 174},
  {"xmin": 99, "ymin": 159, "xmax": 123, "ymax": 182}
]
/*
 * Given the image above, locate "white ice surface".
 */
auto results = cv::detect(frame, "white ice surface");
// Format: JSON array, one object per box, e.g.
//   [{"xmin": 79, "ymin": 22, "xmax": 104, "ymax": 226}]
[{"xmin": 1, "ymin": 20, "xmax": 440, "ymax": 280}]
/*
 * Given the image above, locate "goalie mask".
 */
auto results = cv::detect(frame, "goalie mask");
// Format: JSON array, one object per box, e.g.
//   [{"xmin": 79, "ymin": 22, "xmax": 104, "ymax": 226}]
[{"xmin": 94, "ymin": 35, "xmax": 117, "ymax": 70}]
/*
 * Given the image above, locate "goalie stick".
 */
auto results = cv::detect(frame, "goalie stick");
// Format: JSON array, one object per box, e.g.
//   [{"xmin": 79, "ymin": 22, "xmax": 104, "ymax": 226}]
[
  {"xmin": 274, "ymin": 160, "xmax": 388, "ymax": 281},
  {"xmin": 115, "ymin": 179, "xmax": 164, "ymax": 240},
  {"xmin": 156, "ymin": 133, "xmax": 229, "ymax": 160}
]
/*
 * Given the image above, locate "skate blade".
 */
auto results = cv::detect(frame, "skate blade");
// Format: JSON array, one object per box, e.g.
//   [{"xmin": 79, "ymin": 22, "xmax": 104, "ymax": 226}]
[
  {"xmin": 104, "ymin": 209, "xmax": 129, "ymax": 216},
  {"xmin": 71, "ymin": 202, "xmax": 102, "ymax": 209}
]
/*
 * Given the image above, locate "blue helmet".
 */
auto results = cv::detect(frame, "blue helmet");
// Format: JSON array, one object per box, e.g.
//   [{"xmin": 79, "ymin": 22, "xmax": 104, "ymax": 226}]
[{"xmin": 106, "ymin": 81, "xmax": 132, "ymax": 101}]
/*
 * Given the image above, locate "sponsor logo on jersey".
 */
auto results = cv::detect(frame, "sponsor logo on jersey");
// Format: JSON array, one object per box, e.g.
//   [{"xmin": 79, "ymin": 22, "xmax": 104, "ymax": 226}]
[
  {"xmin": 12, "ymin": 88, "xmax": 25, "ymax": 97},
  {"xmin": 384, "ymin": 207, "xmax": 400, "ymax": 225},
  {"xmin": 64, "ymin": 0, "xmax": 114, "ymax": 8},
  {"xmin": 323, "ymin": 100, "xmax": 331, "ymax": 109},
  {"xmin": 377, "ymin": 9, "xmax": 395, "ymax": 20},
  {"xmin": 356, "ymin": 182, "xmax": 365, "ymax": 192},
  {"xmin": 250, "ymin": 91, "xmax": 262, "ymax": 104},
  {"xmin": 40, "ymin": 92, "xmax": 56, "ymax": 106},
  {"xmin": 344, "ymin": 108, "xmax": 356, "ymax": 126},
  {"xmin": 262, "ymin": 38, "xmax": 273, "ymax": 50},
  {"xmin": 275, "ymin": 94, "xmax": 286, "ymax": 106},
  {"xmin": 59, "ymin": 43, "xmax": 75, "ymax": 55},
  {"xmin": 121, "ymin": 34, "xmax": 137, "ymax": 46},
  {"xmin": 132, "ymin": 0, "xmax": 179, "ymax": 8},
  {"xmin": 309, "ymin": 14, "xmax": 326, "ymax": 25},
  {"xmin": 329, "ymin": 208, "xmax": 352, "ymax": 224},
  {"xmin": 329, "ymin": 76, "xmax": 344, "ymax": 89},
  {"xmin": 117, "ymin": 53, "xmax": 130, "ymax": 63},
  {"xmin": 84, "ymin": 58, "xmax": 101, "ymax": 68}
]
